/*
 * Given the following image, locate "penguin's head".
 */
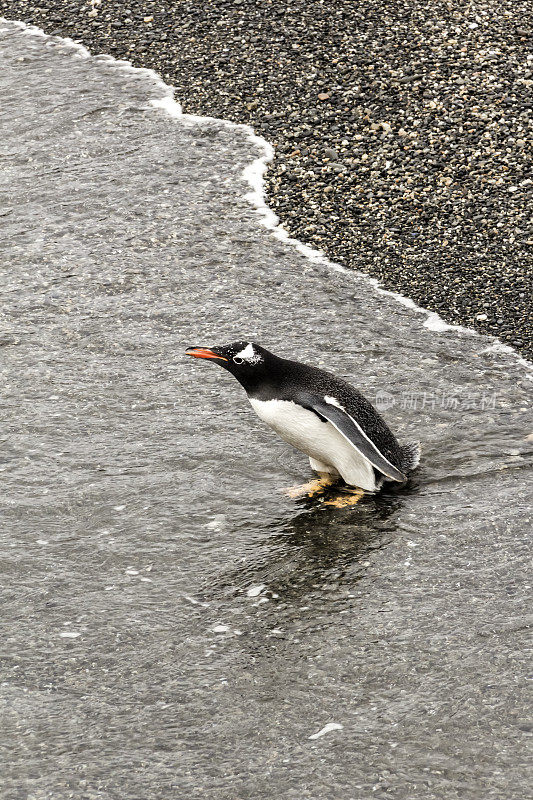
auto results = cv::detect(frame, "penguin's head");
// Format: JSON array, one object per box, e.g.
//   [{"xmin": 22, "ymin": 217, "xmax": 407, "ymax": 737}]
[{"xmin": 186, "ymin": 341, "xmax": 274, "ymax": 390}]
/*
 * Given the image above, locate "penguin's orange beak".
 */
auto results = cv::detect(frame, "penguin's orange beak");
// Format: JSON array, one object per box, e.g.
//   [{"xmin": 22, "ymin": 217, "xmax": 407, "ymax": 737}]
[{"xmin": 185, "ymin": 347, "xmax": 228, "ymax": 362}]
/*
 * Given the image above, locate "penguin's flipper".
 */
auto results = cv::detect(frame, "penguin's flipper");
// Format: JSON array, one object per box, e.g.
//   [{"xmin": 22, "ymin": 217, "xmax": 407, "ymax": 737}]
[{"xmin": 297, "ymin": 394, "xmax": 407, "ymax": 483}]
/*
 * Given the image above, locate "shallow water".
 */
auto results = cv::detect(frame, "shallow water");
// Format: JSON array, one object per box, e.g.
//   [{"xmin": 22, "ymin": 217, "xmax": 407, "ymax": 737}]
[{"xmin": 1, "ymin": 21, "xmax": 531, "ymax": 800}]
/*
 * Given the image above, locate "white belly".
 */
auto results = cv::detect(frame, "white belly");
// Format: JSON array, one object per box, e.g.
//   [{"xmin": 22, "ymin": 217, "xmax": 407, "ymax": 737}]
[{"xmin": 249, "ymin": 398, "xmax": 377, "ymax": 491}]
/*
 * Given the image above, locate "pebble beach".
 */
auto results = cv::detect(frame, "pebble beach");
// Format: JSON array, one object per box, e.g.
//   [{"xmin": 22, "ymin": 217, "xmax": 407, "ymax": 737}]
[{"xmin": 3, "ymin": 0, "xmax": 532, "ymax": 358}]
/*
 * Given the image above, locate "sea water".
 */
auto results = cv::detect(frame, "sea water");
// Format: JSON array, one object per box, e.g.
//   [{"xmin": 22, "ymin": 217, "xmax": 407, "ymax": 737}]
[{"xmin": 0, "ymin": 20, "xmax": 531, "ymax": 800}]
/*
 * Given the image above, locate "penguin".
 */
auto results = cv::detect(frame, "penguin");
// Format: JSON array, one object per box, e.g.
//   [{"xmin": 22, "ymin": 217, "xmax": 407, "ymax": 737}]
[{"xmin": 186, "ymin": 341, "xmax": 420, "ymax": 496}]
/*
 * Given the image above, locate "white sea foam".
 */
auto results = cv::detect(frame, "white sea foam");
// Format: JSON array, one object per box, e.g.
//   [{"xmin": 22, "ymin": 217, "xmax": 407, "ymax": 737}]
[
  {"xmin": 213, "ymin": 624, "xmax": 230, "ymax": 633},
  {"xmin": 205, "ymin": 514, "xmax": 226, "ymax": 531},
  {"xmin": 246, "ymin": 584, "xmax": 266, "ymax": 597},
  {"xmin": 4, "ymin": 18, "xmax": 532, "ymax": 373},
  {"xmin": 308, "ymin": 722, "xmax": 343, "ymax": 739},
  {"xmin": 182, "ymin": 594, "xmax": 209, "ymax": 608}
]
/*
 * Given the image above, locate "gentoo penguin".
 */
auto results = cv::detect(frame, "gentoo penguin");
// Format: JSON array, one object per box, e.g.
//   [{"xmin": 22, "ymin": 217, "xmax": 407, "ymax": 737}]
[{"xmin": 186, "ymin": 341, "xmax": 420, "ymax": 496}]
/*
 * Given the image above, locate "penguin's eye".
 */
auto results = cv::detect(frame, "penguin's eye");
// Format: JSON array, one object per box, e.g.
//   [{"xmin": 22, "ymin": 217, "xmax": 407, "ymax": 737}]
[{"xmin": 233, "ymin": 356, "xmax": 244, "ymax": 365}]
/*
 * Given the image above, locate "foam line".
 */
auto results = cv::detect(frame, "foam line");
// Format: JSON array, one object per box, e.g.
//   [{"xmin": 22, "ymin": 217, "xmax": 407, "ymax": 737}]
[{"xmin": 4, "ymin": 18, "xmax": 531, "ymax": 373}]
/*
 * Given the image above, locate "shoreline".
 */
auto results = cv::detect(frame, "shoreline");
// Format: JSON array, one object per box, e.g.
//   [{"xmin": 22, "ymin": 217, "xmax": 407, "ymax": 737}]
[{"xmin": 2, "ymin": 0, "xmax": 531, "ymax": 358}]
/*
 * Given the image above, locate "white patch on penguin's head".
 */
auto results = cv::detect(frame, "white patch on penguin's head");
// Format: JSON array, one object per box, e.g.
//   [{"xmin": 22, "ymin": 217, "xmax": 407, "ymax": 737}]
[{"xmin": 234, "ymin": 343, "xmax": 262, "ymax": 365}]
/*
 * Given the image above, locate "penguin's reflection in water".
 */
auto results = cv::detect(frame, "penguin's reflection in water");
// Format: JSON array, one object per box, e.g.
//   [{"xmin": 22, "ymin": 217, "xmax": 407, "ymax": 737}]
[{"xmin": 205, "ymin": 487, "xmax": 410, "ymax": 605}]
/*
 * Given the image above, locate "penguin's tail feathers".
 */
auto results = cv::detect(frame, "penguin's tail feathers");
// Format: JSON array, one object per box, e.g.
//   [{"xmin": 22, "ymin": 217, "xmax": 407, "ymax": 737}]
[{"xmin": 399, "ymin": 441, "xmax": 421, "ymax": 473}]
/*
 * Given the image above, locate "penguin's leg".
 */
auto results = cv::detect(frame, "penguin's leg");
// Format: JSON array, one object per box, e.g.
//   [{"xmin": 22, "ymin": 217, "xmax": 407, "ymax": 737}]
[
  {"xmin": 283, "ymin": 472, "xmax": 337, "ymax": 499},
  {"xmin": 323, "ymin": 487, "xmax": 365, "ymax": 508},
  {"xmin": 309, "ymin": 456, "xmax": 338, "ymax": 476}
]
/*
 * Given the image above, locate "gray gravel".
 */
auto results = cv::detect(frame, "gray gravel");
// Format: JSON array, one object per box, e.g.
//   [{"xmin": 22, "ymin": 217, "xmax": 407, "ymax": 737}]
[{"xmin": 2, "ymin": 0, "xmax": 532, "ymax": 357}]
